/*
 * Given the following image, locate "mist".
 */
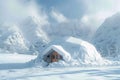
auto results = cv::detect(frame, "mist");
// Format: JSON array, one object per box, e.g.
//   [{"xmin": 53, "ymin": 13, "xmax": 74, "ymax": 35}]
[
  {"xmin": 0, "ymin": 0, "xmax": 47, "ymax": 25},
  {"xmin": 0, "ymin": 0, "xmax": 120, "ymax": 40},
  {"xmin": 1, "ymin": 0, "xmax": 120, "ymax": 25}
]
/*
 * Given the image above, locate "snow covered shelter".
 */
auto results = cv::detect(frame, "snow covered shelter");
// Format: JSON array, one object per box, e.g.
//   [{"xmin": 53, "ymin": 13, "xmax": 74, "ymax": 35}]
[
  {"xmin": 42, "ymin": 45, "xmax": 71, "ymax": 63},
  {"xmin": 35, "ymin": 37, "xmax": 105, "ymax": 66}
]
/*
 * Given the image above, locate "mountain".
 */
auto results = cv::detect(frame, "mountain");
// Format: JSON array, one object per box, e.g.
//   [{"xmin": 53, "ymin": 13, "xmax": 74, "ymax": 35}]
[
  {"xmin": 19, "ymin": 16, "xmax": 50, "ymax": 54},
  {"xmin": 0, "ymin": 16, "xmax": 49, "ymax": 54},
  {"xmin": 0, "ymin": 24, "xmax": 28, "ymax": 53},
  {"xmin": 0, "ymin": 14, "xmax": 95, "ymax": 54},
  {"xmin": 43, "ymin": 20, "xmax": 94, "ymax": 41},
  {"xmin": 92, "ymin": 13, "xmax": 120, "ymax": 57}
]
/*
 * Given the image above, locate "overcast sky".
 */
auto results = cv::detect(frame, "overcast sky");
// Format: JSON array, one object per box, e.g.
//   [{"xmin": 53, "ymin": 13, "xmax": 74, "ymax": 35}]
[
  {"xmin": 37, "ymin": 0, "xmax": 120, "ymax": 28},
  {"xmin": 0, "ymin": 0, "xmax": 120, "ymax": 28}
]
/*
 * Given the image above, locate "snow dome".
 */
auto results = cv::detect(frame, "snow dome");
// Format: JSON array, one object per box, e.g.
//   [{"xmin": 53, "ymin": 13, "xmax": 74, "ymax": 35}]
[{"xmin": 35, "ymin": 37, "xmax": 108, "ymax": 67}]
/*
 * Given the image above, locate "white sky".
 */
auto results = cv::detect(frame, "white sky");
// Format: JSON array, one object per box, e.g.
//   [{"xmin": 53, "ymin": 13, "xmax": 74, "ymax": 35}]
[
  {"xmin": 82, "ymin": 0, "xmax": 120, "ymax": 28},
  {"xmin": 0, "ymin": 0, "xmax": 120, "ymax": 29}
]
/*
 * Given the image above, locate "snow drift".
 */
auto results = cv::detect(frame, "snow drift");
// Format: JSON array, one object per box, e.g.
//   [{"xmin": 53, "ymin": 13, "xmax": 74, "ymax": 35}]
[
  {"xmin": 34, "ymin": 37, "xmax": 109, "ymax": 67},
  {"xmin": 93, "ymin": 13, "xmax": 120, "ymax": 57}
]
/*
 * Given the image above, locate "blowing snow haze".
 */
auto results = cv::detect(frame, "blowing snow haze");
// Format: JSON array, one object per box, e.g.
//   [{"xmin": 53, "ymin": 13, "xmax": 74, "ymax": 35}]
[
  {"xmin": 1, "ymin": 0, "xmax": 120, "ymax": 28},
  {"xmin": 0, "ymin": 0, "xmax": 120, "ymax": 54}
]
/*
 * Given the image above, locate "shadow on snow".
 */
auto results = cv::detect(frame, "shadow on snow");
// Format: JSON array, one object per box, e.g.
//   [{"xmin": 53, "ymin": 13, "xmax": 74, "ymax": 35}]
[{"xmin": 0, "ymin": 62, "xmax": 34, "ymax": 70}]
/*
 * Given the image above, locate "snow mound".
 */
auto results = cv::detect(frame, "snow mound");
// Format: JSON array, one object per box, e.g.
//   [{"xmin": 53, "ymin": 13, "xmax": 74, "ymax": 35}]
[
  {"xmin": 92, "ymin": 13, "xmax": 120, "ymax": 57},
  {"xmin": 34, "ymin": 37, "xmax": 109, "ymax": 67},
  {"xmin": 42, "ymin": 45, "xmax": 71, "ymax": 62}
]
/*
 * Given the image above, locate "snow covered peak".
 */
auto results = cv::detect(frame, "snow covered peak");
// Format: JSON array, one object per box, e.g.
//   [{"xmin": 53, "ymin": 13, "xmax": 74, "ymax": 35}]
[
  {"xmin": 4, "ymin": 31, "xmax": 28, "ymax": 52},
  {"xmin": 0, "ymin": 24, "xmax": 28, "ymax": 53},
  {"xmin": 93, "ymin": 13, "xmax": 120, "ymax": 57},
  {"xmin": 0, "ymin": 15, "xmax": 50, "ymax": 54},
  {"xmin": 19, "ymin": 16, "xmax": 49, "ymax": 45}
]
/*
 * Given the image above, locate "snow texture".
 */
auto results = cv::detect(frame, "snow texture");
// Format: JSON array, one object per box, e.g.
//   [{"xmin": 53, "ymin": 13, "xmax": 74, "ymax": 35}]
[
  {"xmin": 35, "ymin": 37, "xmax": 110, "ymax": 67},
  {"xmin": 0, "ymin": 24, "xmax": 28, "ymax": 54},
  {"xmin": 41, "ymin": 45, "xmax": 71, "ymax": 62},
  {"xmin": 0, "ymin": 13, "xmax": 94, "ymax": 54},
  {"xmin": 0, "ymin": 16, "xmax": 49, "ymax": 54},
  {"xmin": 93, "ymin": 13, "xmax": 120, "ymax": 57},
  {"xmin": 0, "ymin": 53, "xmax": 120, "ymax": 80}
]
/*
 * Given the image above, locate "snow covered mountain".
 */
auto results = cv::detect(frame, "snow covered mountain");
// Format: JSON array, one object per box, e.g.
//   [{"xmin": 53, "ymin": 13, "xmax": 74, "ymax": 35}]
[
  {"xmin": 0, "ymin": 14, "xmax": 95, "ymax": 54},
  {"xmin": 0, "ymin": 16, "xmax": 50, "ymax": 54},
  {"xmin": 92, "ymin": 13, "xmax": 120, "ymax": 57},
  {"xmin": 0, "ymin": 24, "xmax": 28, "ymax": 54},
  {"xmin": 19, "ymin": 16, "xmax": 50, "ymax": 54},
  {"xmin": 43, "ymin": 20, "xmax": 94, "ymax": 41}
]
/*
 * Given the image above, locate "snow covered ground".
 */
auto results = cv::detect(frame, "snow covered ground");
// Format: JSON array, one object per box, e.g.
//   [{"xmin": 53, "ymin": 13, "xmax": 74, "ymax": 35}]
[
  {"xmin": 0, "ymin": 53, "xmax": 120, "ymax": 80},
  {"xmin": 0, "ymin": 53, "xmax": 36, "ymax": 64}
]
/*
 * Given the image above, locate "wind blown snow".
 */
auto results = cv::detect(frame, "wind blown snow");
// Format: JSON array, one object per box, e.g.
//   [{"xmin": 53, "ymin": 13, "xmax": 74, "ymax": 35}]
[{"xmin": 93, "ymin": 13, "xmax": 120, "ymax": 57}]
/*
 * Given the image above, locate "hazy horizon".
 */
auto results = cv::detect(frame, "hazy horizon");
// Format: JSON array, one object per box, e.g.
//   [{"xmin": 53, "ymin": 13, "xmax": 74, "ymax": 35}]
[{"xmin": 0, "ymin": 0, "xmax": 120, "ymax": 30}]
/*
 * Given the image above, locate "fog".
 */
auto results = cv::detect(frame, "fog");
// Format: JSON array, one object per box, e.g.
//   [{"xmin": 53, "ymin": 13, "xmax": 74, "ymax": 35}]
[{"xmin": 0, "ymin": 0, "xmax": 120, "ymax": 33}]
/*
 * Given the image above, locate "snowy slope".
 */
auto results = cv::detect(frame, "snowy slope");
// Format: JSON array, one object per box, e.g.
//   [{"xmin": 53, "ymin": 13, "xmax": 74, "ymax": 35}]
[
  {"xmin": 0, "ymin": 0, "xmax": 96, "ymax": 55},
  {"xmin": 19, "ymin": 16, "xmax": 50, "ymax": 54},
  {"xmin": 0, "ymin": 17, "xmax": 94, "ymax": 54},
  {"xmin": 19, "ymin": 16, "xmax": 49, "ymax": 45},
  {"xmin": 92, "ymin": 13, "xmax": 120, "ymax": 57},
  {"xmin": 0, "ymin": 24, "xmax": 28, "ymax": 54},
  {"xmin": 0, "ymin": 15, "xmax": 50, "ymax": 54},
  {"xmin": 0, "ymin": 10, "xmax": 94, "ymax": 54}
]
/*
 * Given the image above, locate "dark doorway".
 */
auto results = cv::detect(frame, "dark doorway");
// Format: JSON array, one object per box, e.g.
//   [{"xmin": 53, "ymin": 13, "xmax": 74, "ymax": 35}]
[{"xmin": 43, "ymin": 50, "xmax": 63, "ymax": 63}]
